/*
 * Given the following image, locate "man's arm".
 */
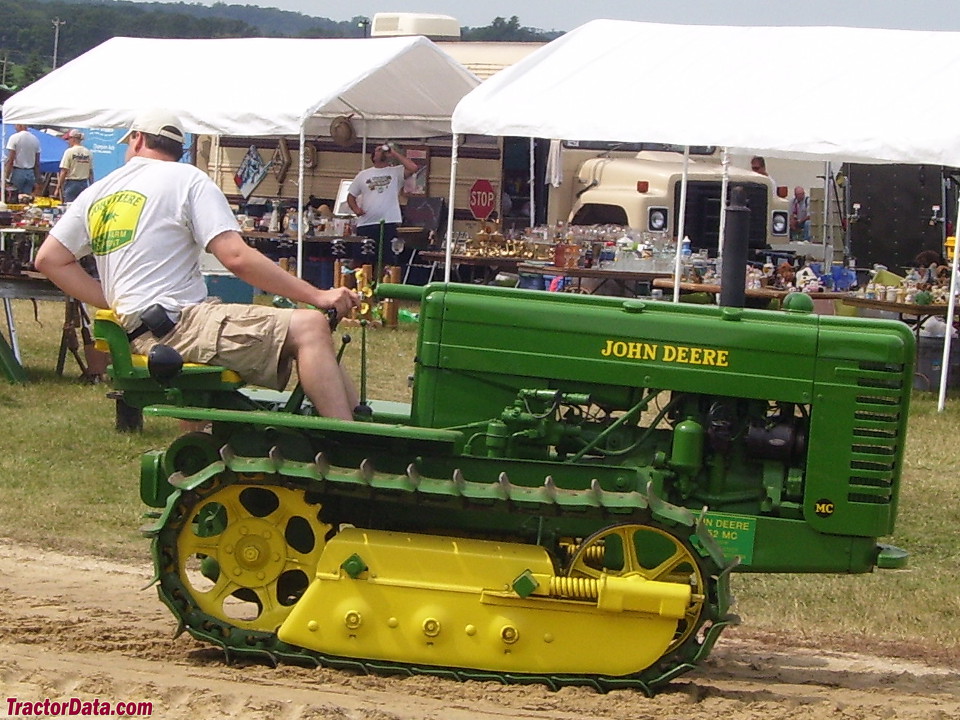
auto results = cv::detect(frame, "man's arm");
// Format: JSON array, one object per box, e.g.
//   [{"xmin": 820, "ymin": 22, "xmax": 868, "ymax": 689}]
[
  {"xmin": 208, "ymin": 231, "xmax": 359, "ymax": 318},
  {"xmin": 56, "ymin": 168, "xmax": 67, "ymax": 200},
  {"xmin": 35, "ymin": 236, "xmax": 109, "ymax": 308},
  {"xmin": 346, "ymin": 192, "xmax": 363, "ymax": 217},
  {"xmin": 391, "ymin": 148, "xmax": 419, "ymax": 178},
  {"xmin": 4, "ymin": 147, "xmax": 15, "ymax": 181}
]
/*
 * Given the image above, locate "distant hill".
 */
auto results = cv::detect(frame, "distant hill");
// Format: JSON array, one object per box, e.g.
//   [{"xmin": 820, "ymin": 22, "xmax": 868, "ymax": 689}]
[
  {"xmin": 27, "ymin": 1, "xmax": 560, "ymax": 39},
  {"xmin": 0, "ymin": 1, "xmax": 560, "ymax": 88},
  {"xmin": 28, "ymin": 0, "xmax": 358, "ymax": 38}
]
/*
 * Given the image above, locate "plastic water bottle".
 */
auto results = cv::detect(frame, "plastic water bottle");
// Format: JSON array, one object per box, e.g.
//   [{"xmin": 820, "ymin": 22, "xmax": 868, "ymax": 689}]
[{"xmin": 681, "ymin": 236, "xmax": 692, "ymax": 259}]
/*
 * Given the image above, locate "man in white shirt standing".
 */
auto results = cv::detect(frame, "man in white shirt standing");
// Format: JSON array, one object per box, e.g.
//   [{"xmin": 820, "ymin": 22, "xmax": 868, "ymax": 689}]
[
  {"xmin": 346, "ymin": 143, "xmax": 418, "ymax": 264},
  {"xmin": 4, "ymin": 124, "xmax": 41, "ymax": 199},
  {"xmin": 36, "ymin": 109, "xmax": 361, "ymax": 420}
]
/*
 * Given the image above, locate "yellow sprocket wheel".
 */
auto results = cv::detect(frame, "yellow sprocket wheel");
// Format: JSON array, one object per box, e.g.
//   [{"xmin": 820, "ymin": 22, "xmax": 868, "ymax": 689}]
[
  {"xmin": 566, "ymin": 523, "xmax": 706, "ymax": 653},
  {"xmin": 175, "ymin": 478, "xmax": 330, "ymax": 633}
]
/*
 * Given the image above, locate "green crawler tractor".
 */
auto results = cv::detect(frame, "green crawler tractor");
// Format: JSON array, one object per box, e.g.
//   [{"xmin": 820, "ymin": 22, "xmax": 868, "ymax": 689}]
[{"xmin": 94, "ymin": 281, "xmax": 913, "ymax": 695}]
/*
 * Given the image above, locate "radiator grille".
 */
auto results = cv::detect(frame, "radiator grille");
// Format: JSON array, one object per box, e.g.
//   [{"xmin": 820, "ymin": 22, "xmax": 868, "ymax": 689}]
[{"xmin": 847, "ymin": 362, "xmax": 906, "ymax": 505}]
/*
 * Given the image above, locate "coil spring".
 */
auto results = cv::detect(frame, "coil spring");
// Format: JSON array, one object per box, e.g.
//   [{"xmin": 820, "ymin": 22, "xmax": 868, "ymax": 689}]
[
  {"xmin": 561, "ymin": 541, "xmax": 605, "ymax": 566},
  {"xmin": 549, "ymin": 575, "xmax": 600, "ymax": 600},
  {"xmin": 560, "ymin": 540, "xmax": 603, "ymax": 564}
]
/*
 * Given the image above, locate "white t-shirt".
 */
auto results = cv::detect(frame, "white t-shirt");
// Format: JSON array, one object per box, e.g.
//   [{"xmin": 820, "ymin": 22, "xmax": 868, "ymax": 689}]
[
  {"xmin": 51, "ymin": 157, "xmax": 240, "ymax": 331},
  {"xmin": 347, "ymin": 164, "xmax": 405, "ymax": 227},
  {"xmin": 5, "ymin": 130, "xmax": 40, "ymax": 169}
]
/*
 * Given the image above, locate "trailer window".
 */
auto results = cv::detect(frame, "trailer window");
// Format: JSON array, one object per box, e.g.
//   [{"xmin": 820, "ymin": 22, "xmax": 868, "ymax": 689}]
[{"xmin": 571, "ymin": 204, "xmax": 629, "ymax": 226}]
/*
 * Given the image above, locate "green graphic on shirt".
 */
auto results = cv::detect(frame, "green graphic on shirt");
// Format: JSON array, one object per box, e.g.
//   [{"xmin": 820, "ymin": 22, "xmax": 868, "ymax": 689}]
[
  {"xmin": 364, "ymin": 175, "xmax": 392, "ymax": 193},
  {"xmin": 88, "ymin": 191, "xmax": 146, "ymax": 254}
]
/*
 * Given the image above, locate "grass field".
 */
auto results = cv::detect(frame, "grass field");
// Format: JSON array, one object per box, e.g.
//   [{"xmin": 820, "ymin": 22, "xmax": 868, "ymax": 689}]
[{"xmin": 1, "ymin": 296, "xmax": 957, "ymax": 655}]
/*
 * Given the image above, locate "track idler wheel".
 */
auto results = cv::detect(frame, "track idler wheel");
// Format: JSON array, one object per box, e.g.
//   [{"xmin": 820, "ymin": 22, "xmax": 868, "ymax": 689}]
[
  {"xmin": 566, "ymin": 522, "xmax": 708, "ymax": 654},
  {"xmin": 172, "ymin": 478, "xmax": 330, "ymax": 632}
]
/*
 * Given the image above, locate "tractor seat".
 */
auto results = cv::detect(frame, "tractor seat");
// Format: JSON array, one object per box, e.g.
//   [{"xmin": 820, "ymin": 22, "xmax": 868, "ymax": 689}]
[{"xmin": 93, "ymin": 309, "xmax": 244, "ymax": 390}]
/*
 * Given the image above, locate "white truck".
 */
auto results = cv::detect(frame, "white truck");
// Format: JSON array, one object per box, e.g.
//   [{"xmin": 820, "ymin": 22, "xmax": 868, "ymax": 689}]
[{"xmin": 543, "ymin": 141, "xmax": 791, "ymax": 253}]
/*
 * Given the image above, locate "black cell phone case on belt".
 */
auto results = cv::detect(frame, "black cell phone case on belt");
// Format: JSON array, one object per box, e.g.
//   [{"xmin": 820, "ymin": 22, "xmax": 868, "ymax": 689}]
[{"xmin": 139, "ymin": 304, "xmax": 177, "ymax": 339}]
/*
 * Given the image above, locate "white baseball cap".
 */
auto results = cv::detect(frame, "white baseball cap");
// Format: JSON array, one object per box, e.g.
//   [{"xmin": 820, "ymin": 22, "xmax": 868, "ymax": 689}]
[{"xmin": 119, "ymin": 109, "xmax": 185, "ymax": 144}]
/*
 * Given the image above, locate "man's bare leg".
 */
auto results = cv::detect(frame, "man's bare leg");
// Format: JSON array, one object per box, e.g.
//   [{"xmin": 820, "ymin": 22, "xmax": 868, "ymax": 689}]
[{"xmin": 285, "ymin": 309, "xmax": 354, "ymax": 420}]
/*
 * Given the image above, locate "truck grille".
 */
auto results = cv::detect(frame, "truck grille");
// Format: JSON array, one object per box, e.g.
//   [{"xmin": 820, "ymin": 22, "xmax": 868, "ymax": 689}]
[{"xmin": 673, "ymin": 181, "xmax": 769, "ymax": 253}]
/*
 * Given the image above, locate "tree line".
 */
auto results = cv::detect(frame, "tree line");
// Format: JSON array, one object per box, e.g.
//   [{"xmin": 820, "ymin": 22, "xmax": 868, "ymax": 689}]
[{"xmin": 0, "ymin": 0, "xmax": 560, "ymax": 92}]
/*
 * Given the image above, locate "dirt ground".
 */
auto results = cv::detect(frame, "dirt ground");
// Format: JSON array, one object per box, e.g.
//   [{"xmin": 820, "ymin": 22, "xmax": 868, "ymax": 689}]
[{"xmin": 0, "ymin": 538, "xmax": 957, "ymax": 720}]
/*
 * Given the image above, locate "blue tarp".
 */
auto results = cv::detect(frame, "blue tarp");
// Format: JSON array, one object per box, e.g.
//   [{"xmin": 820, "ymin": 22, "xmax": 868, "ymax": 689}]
[
  {"xmin": 31, "ymin": 128, "xmax": 68, "ymax": 173},
  {"xmin": 1, "ymin": 127, "xmax": 68, "ymax": 174},
  {"xmin": 2, "ymin": 124, "xmax": 190, "ymax": 180}
]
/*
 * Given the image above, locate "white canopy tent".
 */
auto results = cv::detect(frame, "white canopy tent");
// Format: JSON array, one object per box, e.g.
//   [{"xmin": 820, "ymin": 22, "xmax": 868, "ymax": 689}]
[
  {"xmin": 450, "ymin": 19, "xmax": 960, "ymax": 410},
  {"xmin": 3, "ymin": 35, "xmax": 480, "ymax": 277},
  {"xmin": 453, "ymin": 20, "xmax": 960, "ymax": 165},
  {"xmin": 3, "ymin": 35, "xmax": 478, "ymax": 139}
]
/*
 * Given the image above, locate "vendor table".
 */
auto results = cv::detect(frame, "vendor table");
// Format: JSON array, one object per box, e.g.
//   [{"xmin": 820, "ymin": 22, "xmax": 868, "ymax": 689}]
[
  {"xmin": 416, "ymin": 252, "xmax": 524, "ymax": 284},
  {"xmin": 1, "ymin": 225, "xmax": 49, "ymax": 245},
  {"xmin": 652, "ymin": 278, "xmax": 789, "ymax": 304},
  {"xmin": 241, "ymin": 232, "xmax": 363, "ymax": 256},
  {"xmin": 0, "ymin": 273, "xmax": 68, "ymax": 382},
  {"xmin": 517, "ymin": 264, "xmax": 672, "ymax": 296},
  {"xmin": 652, "ymin": 278, "xmax": 788, "ymax": 297},
  {"xmin": 840, "ymin": 297, "xmax": 952, "ymax": 339},
  {"xmin": 243, "ymin": 233, "xmax": 415, "ymax": 287},
  {"xmin": 651, "ymin": 279, "xmax": 851, "ymax": 310},
  {"xmin": 242, "ymin": 232, "xmax": 360, "ymax": 242}
]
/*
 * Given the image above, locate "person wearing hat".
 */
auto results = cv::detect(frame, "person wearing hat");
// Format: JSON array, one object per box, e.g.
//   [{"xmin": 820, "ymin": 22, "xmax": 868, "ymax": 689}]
[
  {"xmin": 57, "ymin": 129, "xmax": 94, "ymax": 203},
  {"xmin": 3, "ymin": 124, "xmax": 41, "ymax": 200},
  {"xmin": 346, "ymin": 143, "xmax": 418, "ymax": 264},
  {"xmin": 36, "ymin": 109, "xmax": 361, "ymax": 420}
]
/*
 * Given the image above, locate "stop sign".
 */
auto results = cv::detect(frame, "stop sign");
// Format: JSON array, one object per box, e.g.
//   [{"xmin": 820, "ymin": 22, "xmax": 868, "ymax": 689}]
[{"xmin": 468, "ymin": 179, "xmax": 497, "ymax": 220}]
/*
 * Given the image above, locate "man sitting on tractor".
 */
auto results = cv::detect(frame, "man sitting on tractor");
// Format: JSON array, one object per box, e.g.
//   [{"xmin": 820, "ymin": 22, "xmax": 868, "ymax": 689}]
[{"xmin": 36, "ymin": 109, "xmax": 360, "ymax": 419}]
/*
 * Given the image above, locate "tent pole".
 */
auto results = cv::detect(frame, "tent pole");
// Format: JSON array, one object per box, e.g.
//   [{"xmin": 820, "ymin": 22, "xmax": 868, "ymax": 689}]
[
  {"xmin": 937, "ymin": 201, "xmax": 960, "ymax": 411},
  {"xmin": 823, "ymin": 161, "xmax": 831, "ymax": 267},
  {"xmin": 297, "ymin": 127, "xmax": 305, "ymax": 280},
  {"xmin": 529, "ymin": 137, "xmax": 536, "ymax": 228},
  {"xmin": 717, "ymin": 148, "xmax": 730, "ymax": 262},
  {"xmin": 210, "ymin": 134, "xmax": 222, "ymax": 191},
  {"xmin": 445, "ymin": 134, "xmax": 460, "ymax": 283},
  {"xmin": 822, "ymin": 162, "xmax": 830, "ymax": 246},
  {"xmin": 672, "ymin": 146, "xmax": 691, "ymax": 303}
]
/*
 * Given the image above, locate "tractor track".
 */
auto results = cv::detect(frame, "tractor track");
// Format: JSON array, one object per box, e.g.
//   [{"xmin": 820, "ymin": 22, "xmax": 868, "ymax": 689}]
[{"xmin": 0, "ymin": 538, "xmax": 958, "ymax": 719}]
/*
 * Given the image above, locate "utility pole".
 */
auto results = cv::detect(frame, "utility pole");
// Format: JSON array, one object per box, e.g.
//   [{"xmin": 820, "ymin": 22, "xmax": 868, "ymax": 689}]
[
  {"xmin": 52, "ymin": 17, "xmax": 66, "ymax": 70},
  {"xmin": 1, "ymin": 51, "xmax": 8, "ymax": 86}
]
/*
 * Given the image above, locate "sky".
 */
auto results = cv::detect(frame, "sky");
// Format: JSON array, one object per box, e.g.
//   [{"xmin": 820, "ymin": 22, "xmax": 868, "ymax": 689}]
[{"xmin": 181, "ymin": 0, "xmax": 960, "ymax": 32}]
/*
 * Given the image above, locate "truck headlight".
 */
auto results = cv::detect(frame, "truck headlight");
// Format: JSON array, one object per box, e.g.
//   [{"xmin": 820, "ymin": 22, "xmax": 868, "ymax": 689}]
[
  {"xmin": 772, "ymin": 211, "xmax": 788, "ymax": 235},
  {"xmin": 648, "ymin": 207, "xmax": 668, "ymax": 232}
]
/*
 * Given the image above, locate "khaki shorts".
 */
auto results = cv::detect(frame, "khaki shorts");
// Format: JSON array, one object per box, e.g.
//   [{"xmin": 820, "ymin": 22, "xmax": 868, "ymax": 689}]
[{"xmin": 130, "ymin": 300, "xmax": 294, "ymax": 389}]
